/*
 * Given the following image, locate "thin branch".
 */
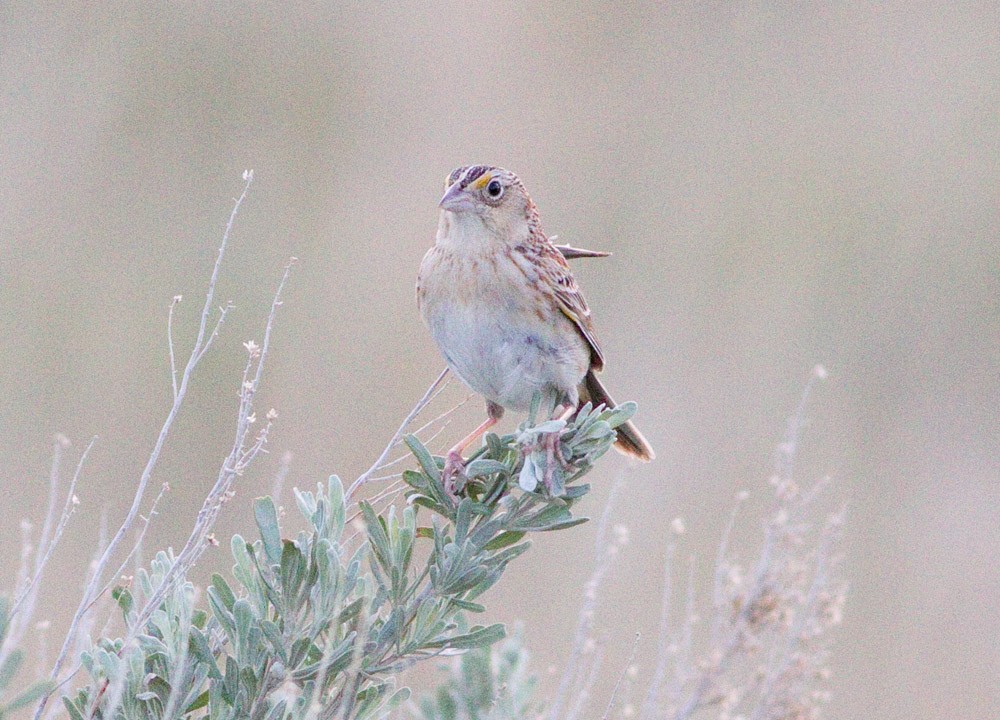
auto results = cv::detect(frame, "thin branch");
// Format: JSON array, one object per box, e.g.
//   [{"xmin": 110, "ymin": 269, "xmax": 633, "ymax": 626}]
[
  {"xmin": 0, "ymin": 436, "xmax": 63, "ymax": 663},
  {"xmin": 363, "ymin": 395, "xmax": 466, "ymax": 476},
  {"xmin": 565, "ymin": 645, "xmax": 604, "ymax": 720},
  {"xmin": 548, "ymin": 474, "xmax": 626, "ymax": 720},
  {"xmin": 81, "ymin": 480, "xmax": 171, "ymax": 620},
  {"xmin": 711, "ymin": 491, "xmax": 748, "ymax": 646},
  {"xmin": 602, "ymin": 633, "xmax": 642, "ymax": 720},
  {"xmin": 345, "ymin": 367, "xmax": 449, "ymax": 500},
  {"xmin": 34, "ymin": 171, "xmax": 255, "ymax": 720},
  {"xmin": 193, "ymin": 302, "xmax": 234, "ymax": 366},
  {"xmin": 642, "ymin": 541, "xmax": 676, "ymax": 719},
  {"xmin": 399, "ymin": 390, "xmax": 468, "ymax": 450},
  {"xmin": 125, "ymin": 257, "xmax": 293, "ymax": 641},
  {"xmin": 35, "ymin": 436, "xmax": 69, "ymax": 577},
  {"xmin": 11, "ymin": 437, "xmax": 95, "ymax": 618},
  {"xmin": 777, "ymin": 364, "xmax": 827, "ymax": 482},
  {"xmin": 167, "ymin": 295, "xmax": 182, "ymax": 399}
]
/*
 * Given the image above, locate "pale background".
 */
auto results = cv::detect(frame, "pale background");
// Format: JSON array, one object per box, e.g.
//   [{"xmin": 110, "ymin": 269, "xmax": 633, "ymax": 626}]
[{"xmin": 1, "ymin": 2, "xmax": 998, "ymax": 718}]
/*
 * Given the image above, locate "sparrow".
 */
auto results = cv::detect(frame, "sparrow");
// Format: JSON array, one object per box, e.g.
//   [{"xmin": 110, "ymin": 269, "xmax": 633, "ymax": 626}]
[{"xmin": 416, "ymin": 165, "xmax": 653, "ymax": 489}]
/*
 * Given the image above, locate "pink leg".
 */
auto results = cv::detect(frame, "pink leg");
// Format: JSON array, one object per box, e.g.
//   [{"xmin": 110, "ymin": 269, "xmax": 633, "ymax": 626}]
[
  {"xmin": 542, "ymin": 404, "xmax": 577, "ymax": 493},
  {"xmin": 441, "ymin": 403, "xmax": 503, "ymax": 494}
]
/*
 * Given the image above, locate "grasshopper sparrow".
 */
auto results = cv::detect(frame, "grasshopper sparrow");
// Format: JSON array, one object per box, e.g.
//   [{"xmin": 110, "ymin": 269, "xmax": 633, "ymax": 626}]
[{"xmin": 417, "ymin": 165, "xmax": 654, "ymax": 488}]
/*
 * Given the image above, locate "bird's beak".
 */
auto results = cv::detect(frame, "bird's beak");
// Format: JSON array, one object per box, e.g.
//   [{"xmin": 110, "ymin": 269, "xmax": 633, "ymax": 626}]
[{"xmin": 439, "ymin": 183, "xmax": 475, "ymax": 213}]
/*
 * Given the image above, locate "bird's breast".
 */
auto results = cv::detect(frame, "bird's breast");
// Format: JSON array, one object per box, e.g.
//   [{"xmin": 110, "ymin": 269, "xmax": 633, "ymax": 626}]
[{"xmin": 417, "ymin": 247, "xmax": 589, "ymax": 410}]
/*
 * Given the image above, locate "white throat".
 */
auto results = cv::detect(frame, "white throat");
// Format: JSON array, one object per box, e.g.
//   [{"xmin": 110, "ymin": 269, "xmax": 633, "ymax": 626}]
[
  {"xmin": 435, "ymin": 209, "xmax": 529, "ymax": 254},
  {"xmin": 436, "ymin": 210, "xmax": 491, "ymax": 252}
]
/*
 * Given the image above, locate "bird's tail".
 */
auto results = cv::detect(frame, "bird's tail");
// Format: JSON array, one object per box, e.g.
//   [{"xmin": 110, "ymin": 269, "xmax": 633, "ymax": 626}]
[{"xmin": 580, "ymin": 370, "xmax": 655, "ymax": 462}]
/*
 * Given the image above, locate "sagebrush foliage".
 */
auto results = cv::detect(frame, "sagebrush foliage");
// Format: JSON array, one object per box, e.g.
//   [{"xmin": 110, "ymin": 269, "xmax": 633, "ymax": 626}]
[
  {"xmin": 60, "ymin": 401, "xmax": 634, "ymax": 719},
  {"xmin": 412, "ymin": 632, "xmax": 538, "ymax": 720},
  {"xmin": 0, "ymin": 599, "xmax": 53, "ymax": 719}
]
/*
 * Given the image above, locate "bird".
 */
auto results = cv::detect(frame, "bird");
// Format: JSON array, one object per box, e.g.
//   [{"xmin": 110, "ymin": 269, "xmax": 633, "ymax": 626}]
[{"xmin": 416, "ymin": 165, "xmax": 653, "ymax": 490}]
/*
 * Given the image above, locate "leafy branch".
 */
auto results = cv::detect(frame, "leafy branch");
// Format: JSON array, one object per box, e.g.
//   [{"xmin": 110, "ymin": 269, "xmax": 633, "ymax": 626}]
[{"xmin": 60, "ymin": 395, "xmax": 633, "ymax": 719}]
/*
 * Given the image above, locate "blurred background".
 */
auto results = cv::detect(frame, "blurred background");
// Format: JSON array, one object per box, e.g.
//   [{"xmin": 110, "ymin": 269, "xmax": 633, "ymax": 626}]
[{"xmin": 1, "ymin": 2, "xmax": 997, "ymax": 717}]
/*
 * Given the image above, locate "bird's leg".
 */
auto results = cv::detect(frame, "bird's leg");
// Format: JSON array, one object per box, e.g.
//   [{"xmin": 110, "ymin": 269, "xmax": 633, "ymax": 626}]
[
  {"xmin": 542, "ymin": 404, "xmax": 577, "ymax": 494},
  {"xmin": 442, "ymin": 402, "xmax": 504, "ymax": 496}
]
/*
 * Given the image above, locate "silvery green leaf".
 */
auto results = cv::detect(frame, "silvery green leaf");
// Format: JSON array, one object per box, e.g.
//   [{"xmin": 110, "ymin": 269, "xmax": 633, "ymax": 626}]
[
  {"xmin": 210, "ymin": 574, "xmax": 236, "ymax": 612},
  {"xmin": 528, "ymin": 391, "xmax": 542, "ymax": 424},
  {"xmin": 482, "ymin": 530, "xmax": 526, "ymax": 551},
  {"xmin": 361, "ymin": 502, "xmax": 391, "ymax": 568},
  {"xmin": 577, "ymin": 419, "xmax": 612, "ymax": 442},
  {"xmin": 96, "ymin": 647, "xmax": 119, "ymax": 681},
  {"xmin": 518, "ymin": 456, "xmax": 539, "ymax": 492},
  {"xmin": 539, "ymin": 516, "xmax": 589, "ymax": 532},
  {"xmin": 403, "ymin": 469, "xmax": 429, "ymax": 490},
  {"xmin": 383, "ymin": 686, "xmax": 412, "ymax": 713},
  {"xmin": 601, "ymin": 400, "xmax": 637, "ymax": 427},
  {"xmin": 547, "ymin": 460, "xmax": 566, "ymax": 497},
  {"xmin": 561, "ymin": 483, "xmax": 591, "ymax": 499},
  {"xmin": 280, "ymin": 540, "xmax": 306, "ymax": 606},
  {"xmin": 293, "ymin": 486, "xmax": 316, "ymax": 521},
  {"xmin": 411, "ymin": 495, "xmax": 445, "ymax": 514},
  {"xmin": 63, "ymin": 697, "xmax": 86, "ymax": 720},
  {"xmin": 454, "ymin": 500, "xmax": 474, "ymax": 544},
  {"xmin": 264, "ymin": 698, "xmax": 287, "ymax": 720},
  {"xmin": 486, "ymin": 431, "xmax": 506, "ymax": 457},
  {"xmin": 233, "ymin": 599, "xmax": 253, "ymax": 650},
  {"xmin": 6, "ymin": 680, "xmax": 53, "ymax": 712},
  {"xmin": 230, "ymin": 534, "xmax": 255, "ymax": 590},
  {"xmin": 0, "ymin": 648, "xmax": 23, "ymax": 692},
  {"xmin": 189, "ymin": 627, "xmax": 220, "ymax": 677},
  {"xmin": 532, "ymin": 419, "xmax": 567, "ymax": 434},
  {"xmin": 338, "ymin": 597, "xmax": 364, "ymax": 623},
  {"xmin": 426, "ymin": 623, "xmax": 506, "ymax": 650},
  {"xmin": 509, "ymin": 503, "xmax": 573, "ymax": 532},
  {"xmin": 289, "ymin": 637, "xmax": 311, "ymax": 667},
  {"xmin": 253, "ymin": 497, "xmax": 282, "ymax": 565},
  {"xmin": 450, "ymin": 598, "xmax": 486, "ymax": 613},
  {"xmin": 465, "ymin": 458, "xmax": 509, "ymax": 478},
  {"xmin": 405, "ymin": 434, "xmax": 441, "ymax": 481},
  {"xmin": 185, "ymin": 689, "xmax": 209, "ymax": 713},
  {"xmin": 136, "ymin": 634, "xmax": 169, "ymax": 659},
  {"xmin": 112, "ymin": 586, "xmax": 133, "ymax": 617},
  {"xmin": 327, "ymin": 474, "xmax": 346, "ymax": 537}
]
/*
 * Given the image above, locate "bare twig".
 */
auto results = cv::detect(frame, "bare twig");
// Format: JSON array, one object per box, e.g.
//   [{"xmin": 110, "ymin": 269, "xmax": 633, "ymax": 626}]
[
  {"xmin": 35, "ymin": 436, "xmax": 70, "ymax": 580},
  {"xmin": 193, "ymin": 302, "xmax": 234, "ymax": 366},
  {"xmin": 167, "ymin": 295, "xmax": 181, "ymax": 399},
  {"xmin": 10, "ymin": 438, "xmax": 94, "ymax": 619},
  {"xmin": 369, "ymin": 392, "xmax": 470, "ymax": 476},
  {"xmin": 549, "ymin": 474, "xmax": 627, "ymax": 720},
  {"xmin": 81, "ymin": 480, "xmax": 171, "ymax": 620},
  {"xmin": 345, "ymin": 367, "xmax": 449, "ymax": 500},
  {"xmin": 639, "ymin": 365, "xmax": 843, "ymax": 720},
  {"xmin": 642, "ymin": 540, "xmax": 676, "ymax": 718},
  {"xmin": 87, "ymin": 257, "xmax": 293, "ymax": 719},
  {"xmin": 601, "ymin": 633, "xmax": 641, "ymax": 720},
  {"xmin": 565, "ymin": 645, "xmax": 604, "ymax": 720},
  {"xmin": 126, "ymin": 257, "xmax": 293, "ymax": 640},
  {"xmin": 34, "ymin": 171, "xmax": 256, "ymax": 720}
]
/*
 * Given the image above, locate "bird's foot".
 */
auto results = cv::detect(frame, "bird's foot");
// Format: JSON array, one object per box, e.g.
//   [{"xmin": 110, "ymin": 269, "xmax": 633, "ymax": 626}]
[
  {"xmin": 441, "ymin": 450, "xmax": 467, "ymax": 498},
  {"xmin": 542, "ymin": 431, "xmax": 567, "ymax": 496}
]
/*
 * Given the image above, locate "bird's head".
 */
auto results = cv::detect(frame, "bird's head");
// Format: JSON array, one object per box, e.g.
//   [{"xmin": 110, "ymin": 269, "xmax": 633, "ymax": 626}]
[{"xmin": 437, "ymin": 165, "xmax": 537, "ymax": 246}]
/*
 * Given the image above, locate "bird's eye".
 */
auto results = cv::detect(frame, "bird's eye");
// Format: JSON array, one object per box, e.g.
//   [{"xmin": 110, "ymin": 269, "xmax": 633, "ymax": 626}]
[{"xmin": 486, "ymin": 179, "xmax": 504, "ymax": 199}]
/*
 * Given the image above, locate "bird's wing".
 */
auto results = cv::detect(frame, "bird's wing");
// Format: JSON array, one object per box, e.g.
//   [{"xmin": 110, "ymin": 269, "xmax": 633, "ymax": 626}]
[{"xmin": 534, "ymin": 241, "xmax": 606, "ymax": 371}]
